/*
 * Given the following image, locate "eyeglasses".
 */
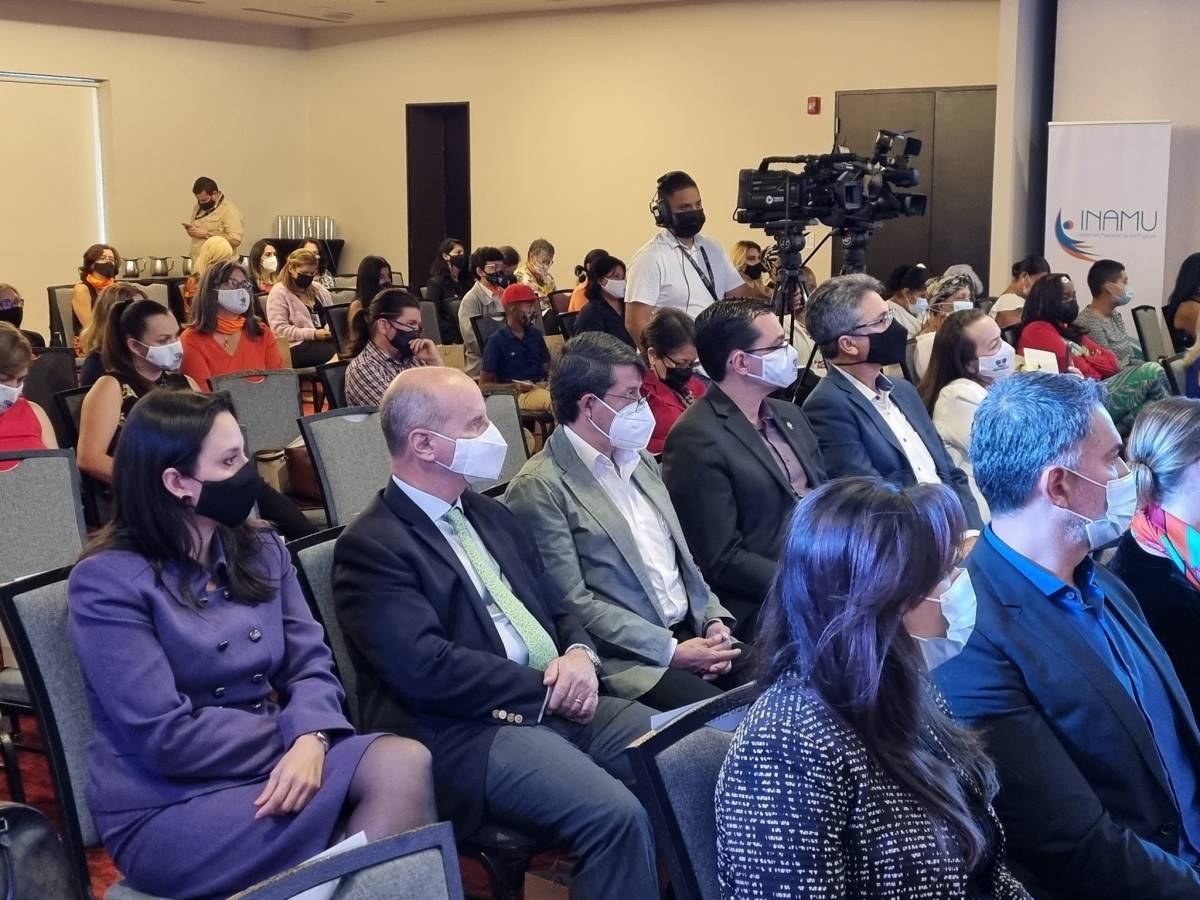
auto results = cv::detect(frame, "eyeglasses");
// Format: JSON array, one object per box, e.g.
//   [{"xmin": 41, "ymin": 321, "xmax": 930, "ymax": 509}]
[
  {"xmin": 847, "ymin": 309, "xmax": 894, "ymax": 335},
  {"xmin": 599, "ymin": 389, "xmax": 649, "ymax": 412},
  {"xmin": 743, "ymin": 343, "xmax": 787, "ymax": 355},
  {"xmin": 386, "ymin": 319, "xmax": 422, "ymax": 335},
  {"xmin": 662, "ymin": 354, "xmax": 698, "ymax": 369},
  {"xmin": 0, "ymin": 298, "xmax": 23, "ymax": 310}
]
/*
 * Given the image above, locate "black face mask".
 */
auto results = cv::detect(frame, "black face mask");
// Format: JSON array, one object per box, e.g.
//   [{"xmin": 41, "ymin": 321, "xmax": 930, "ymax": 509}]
[
  {"xmin": 388, "ymin": 325, "xmax": 421, "ymax": 359},
  {"xmin": 744, "ymin": 263, "xmax": 764, "ymax": 280},
  {"xmin": 192, "ymin": 460, "xmax": 259, "ymax": 528},
  {"xmin": 448, "ymin": 254, "xmax": 466, "ymax": 270},
  {"xmin": 671, "ymin": 209, "xmax": 706, "ymax": 239},
  {"xmin": 486, "ymin": 272, "xmax": 511, "ymax": 288},
  {"xmin": 93, "ymin": 262, "xmax": 117, "ymax": 279},
  {"xmin": 0, "ymin": 306, "xmax": 23, "ymax": 329},
  {"xmin": 662, "ymin": 364, "xmax": 695, "ymax": 392},
  {"xmin": 294, "ymin": 273, "xmax": 315, "ymax": 289},
  {"xmin": 863, "ymin": 319, "xmax": 910, "ymax": 366},
  {"xmin": 197, "ymin": 199, "xmax": 216, "ymax": 212},
  {"xmin": 1061, "ymin": 300, "xmax": 1080, "ymax": 322}
]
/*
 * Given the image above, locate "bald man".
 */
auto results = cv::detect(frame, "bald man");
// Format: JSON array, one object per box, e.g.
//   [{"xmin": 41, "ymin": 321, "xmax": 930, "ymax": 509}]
[{"xmin": 333, "ymin": 367, "xmax": 658, "ymax": 900}]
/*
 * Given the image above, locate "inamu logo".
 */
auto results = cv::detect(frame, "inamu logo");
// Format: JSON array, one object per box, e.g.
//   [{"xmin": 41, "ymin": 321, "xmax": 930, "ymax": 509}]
[{"xmin": 1054, "ymin": 207, "xmax": 1160, "ymax": 261}]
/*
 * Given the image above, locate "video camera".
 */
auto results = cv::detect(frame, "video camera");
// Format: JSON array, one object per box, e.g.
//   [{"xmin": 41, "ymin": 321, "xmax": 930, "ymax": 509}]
[{"xmin": 733, "ymin": 130, "xmax": 927, "ymax": 273}]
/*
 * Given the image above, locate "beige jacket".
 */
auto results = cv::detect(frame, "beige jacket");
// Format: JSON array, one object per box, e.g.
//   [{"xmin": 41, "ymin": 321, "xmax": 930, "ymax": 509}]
[{"xmin": 188, "ymin": 194, "xmax": 244, "ymax": 257}]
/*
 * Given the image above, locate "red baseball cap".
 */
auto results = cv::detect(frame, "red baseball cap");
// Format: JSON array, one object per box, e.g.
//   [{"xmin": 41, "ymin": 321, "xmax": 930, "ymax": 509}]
[{"xmin": 501, "ymin": 283, "xmax": 538, "ymax": 307}]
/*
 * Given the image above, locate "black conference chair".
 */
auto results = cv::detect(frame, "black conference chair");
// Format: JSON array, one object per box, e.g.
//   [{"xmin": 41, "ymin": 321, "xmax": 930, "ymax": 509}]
[
  {"xmin": 24, "ymin": 346, "xmax": 77, "ymax": 448},
  {"xmin": 628, "ymin": 683, "xmax": 762, "ymax": 900},
  {"xmin": 558, "ymin": 312, "xmax": 579, "ymax": 339},
  {"xmin": 317, "ymin": 360, "xmax": 349, "ymax": 410}
]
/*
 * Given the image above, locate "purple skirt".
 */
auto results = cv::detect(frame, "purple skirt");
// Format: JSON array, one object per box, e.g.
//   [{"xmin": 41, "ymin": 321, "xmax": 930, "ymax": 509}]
[{"xmin": 96, "ymin": 733, "xmax": 382, "ymax": 899}]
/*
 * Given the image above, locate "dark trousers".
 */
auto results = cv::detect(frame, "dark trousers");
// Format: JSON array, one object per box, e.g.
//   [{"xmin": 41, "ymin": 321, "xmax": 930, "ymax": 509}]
[
  {"xmin": 484, "ymin": 697, "xmax": 659, "ymax": 900},
  {"xmin": 638, "ymin": 622, "xmax": 754, "ymax": 712},
  {"xmin": 290, "ymin": 339, "xmax": 336, "ymax": 369}
]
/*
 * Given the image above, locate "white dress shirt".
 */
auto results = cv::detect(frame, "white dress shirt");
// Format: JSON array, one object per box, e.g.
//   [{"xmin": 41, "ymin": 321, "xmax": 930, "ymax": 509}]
[
  {"xmin": 392, "ymin": 475, "xmax": 529, "ymax": 665},
  {"xmin": 562, "ymin": 426, "xmax": 690, "ymax": 633},
  {"xmin": 833, "ymin": 366, "xmax": 941, "ymax": 485},
  {"xmin": 625, "ymin": 231, "xmax": 744, "ymax": 318}
]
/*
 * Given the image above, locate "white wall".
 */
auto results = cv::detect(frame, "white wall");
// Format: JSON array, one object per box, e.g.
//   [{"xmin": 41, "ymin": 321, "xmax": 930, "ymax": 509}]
[
  {"xmin": 305, "ymin": 0, "xmax": 1000, "ymax": 288},
  {"xmin": 1054, "ymin": 0, "xmax": 1200, "ymax": 298},
  {"xmin": 0, "ymin": 2, "xmax": 307, "ymax": 334}
]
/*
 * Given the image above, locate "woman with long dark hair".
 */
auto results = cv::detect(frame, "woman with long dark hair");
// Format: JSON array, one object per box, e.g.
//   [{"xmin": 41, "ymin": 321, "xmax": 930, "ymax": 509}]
[
  {"xmin": 68, "ymin": 390, "xmax": 436, "ymax": 898},
  {"xmin": 247, "ymin": 238, "xmax": 280, "ymax": 294},
  {"xmin": 716, "ymin": 478, "xmax": 1029, "ymax": 899},
  {"xmin": 918, "ymin": 309, "xmax": 1014, "ymax": 522},
  {"xmin": 567, "ymin": 248, "xmax": 608, "ymax": 312},
  {"xmin": 1018, "ymin": 273, "xmax": 1168, "ymax": 432},
  {"xmin": 180, "ymin": 260, "xmax": 282, "ymax": 390},
  {"xmin": 1165, "ymin": 251, "xmax": 1200, "ymax": 351},
  {"xmin": 426, "ymin": 238, "xmax": 470, "ymax": 343},
  {"xmin": 575, "ymin": 254, "xmax": 632, "ymax": 346}
]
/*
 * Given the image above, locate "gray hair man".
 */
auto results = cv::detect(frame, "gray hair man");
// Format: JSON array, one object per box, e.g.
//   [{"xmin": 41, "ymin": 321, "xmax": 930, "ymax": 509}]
[
  {"xmin": 504, "ymin": 332, "xmax": 742, "ymax": 711},
  {"xmin": 333, "ymin": 366, "xmax": 659, "ymax": 900},
  {"xmin": 934, "ymin": 371, "xmax": 1200, "ymax": 899},
  {"xmin": 803, "ymin": 273, "xmax": 983, "ymax": 531}
]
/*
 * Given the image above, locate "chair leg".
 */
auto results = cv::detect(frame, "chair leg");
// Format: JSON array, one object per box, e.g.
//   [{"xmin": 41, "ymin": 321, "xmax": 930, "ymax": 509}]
[
  {"xmin": 462, "ymin": 848, "xmax": 532, "ymax": 900},
  {"xmin": 0, "ymin": 730, "xmax": 25, "ymax": 804}
]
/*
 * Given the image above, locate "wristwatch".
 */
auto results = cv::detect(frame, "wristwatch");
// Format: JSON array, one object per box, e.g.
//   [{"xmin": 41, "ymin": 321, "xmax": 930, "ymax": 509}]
[{"xmin": 566, "ymin": 644, "xmax": 601, "ymax": 670}]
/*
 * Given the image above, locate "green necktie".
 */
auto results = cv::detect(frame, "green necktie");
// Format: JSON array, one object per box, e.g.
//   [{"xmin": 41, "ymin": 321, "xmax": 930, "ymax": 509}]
[{"xmin": 445, "ymin": 507, "xmax": 558, "ymax": 670}]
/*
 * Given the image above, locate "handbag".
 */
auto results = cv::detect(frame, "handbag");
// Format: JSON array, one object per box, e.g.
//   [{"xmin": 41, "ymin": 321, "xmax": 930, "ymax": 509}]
[
  {"xmin": 284, "ymin": 439, "xmax": 323, "ymax": 505},
  {"xmin": 0, "ymin": 802, "xmax": 78, "ymax": 900}
]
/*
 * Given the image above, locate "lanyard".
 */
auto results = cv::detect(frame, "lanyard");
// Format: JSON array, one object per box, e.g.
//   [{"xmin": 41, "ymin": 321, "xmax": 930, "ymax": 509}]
[{"xmin": 678, "ymin": 244, "xmax": 718, "ymax": 302}]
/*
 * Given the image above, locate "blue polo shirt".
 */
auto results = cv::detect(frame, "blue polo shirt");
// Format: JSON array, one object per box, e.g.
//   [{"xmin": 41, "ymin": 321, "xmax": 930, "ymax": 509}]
[
  {"xmin": 983, "ymin": 526, "xmax": 1200, "ymax": 861},
  {"xmin": 482, "ymin": 324, "xmax": 550, "ymax": 384}
]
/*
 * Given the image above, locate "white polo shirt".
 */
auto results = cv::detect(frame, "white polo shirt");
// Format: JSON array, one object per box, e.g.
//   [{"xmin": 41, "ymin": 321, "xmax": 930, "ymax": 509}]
[{"xmin": 625, "ymin": 230, "xmax": 744, "ymax": 318}]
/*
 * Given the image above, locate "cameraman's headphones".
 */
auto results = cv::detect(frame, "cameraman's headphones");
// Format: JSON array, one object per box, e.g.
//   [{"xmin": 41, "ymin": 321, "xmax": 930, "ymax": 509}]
[{"xmin": 650, "ymin": 171, "xmax": 686, "ymax": 229}]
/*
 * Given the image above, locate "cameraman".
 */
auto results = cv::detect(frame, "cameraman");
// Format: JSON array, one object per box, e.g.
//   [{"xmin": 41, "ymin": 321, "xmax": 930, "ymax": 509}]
[{"xmin": 625, "ymin": 171, "xmax": 755, "ymax": 345}]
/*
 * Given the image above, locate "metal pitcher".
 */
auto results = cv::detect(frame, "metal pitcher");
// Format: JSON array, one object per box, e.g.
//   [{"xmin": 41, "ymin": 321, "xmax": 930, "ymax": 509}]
[
  {"xmin": 179, "ymin": 258, "xmax": 195, "ymax": 277},
  {"xmin": 149, "ymin": 257, "xmax": 175, "ymax": 277},
  {"xmin": 120, "ymin": 258, "xmax": 146, "ymax": 278}
]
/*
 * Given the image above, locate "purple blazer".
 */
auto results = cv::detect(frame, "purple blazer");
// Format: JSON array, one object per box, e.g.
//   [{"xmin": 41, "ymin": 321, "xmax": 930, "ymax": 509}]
[{"xmin": 67, "ymin": 529, "xmax": 352, "ymax": 815}]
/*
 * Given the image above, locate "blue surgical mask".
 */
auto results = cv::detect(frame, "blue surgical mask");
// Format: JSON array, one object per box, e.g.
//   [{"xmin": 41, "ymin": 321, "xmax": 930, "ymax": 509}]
[
  {"xmin": 1114, "ymin": 287, "xmax": 1134, "ymax": 307},
  {"xmin": 911, "ymin": 296, "xmax": 929, "ymax": 316}
]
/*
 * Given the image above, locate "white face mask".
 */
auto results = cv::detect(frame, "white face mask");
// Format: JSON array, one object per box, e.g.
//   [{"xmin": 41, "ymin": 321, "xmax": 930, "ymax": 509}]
[
  {"xmin": 261, "ymin": 255, "xmax": 278, "ymax": 274},
  {"xmin": 1061, "ymin": 463, "xmax": 1137, "ymax": 550},
  {"xmin": 0, "ymin": 382, "xmax": 22, "ymax": 412},
  {"xmin": 430, "ymin": 422, "xmax": 508, "ymax": 484},
  {"xmin": 217, "ymin": 286, "xmax": 251, "ymax": 315},
  {"xmin": 910, "ymin": 568, "xmax": 977, "ymax": 671},
  {"xmin": 603, "ymin": 278, "xmax": 627, "ymax": 299},
  {"xmin": 746, "ymin": 344, "xmax": 800, "ymax": 389},
  {"xmin": 142, "ymin": 339, "xmax": 184, "ymax": 372},
  {"xmin": 911, "ymin": 296, "xmax": 930, "ymax": 315},
  {"xmin": 951, "ymin": 299, "xmax": 974, "ymax": 313},
  {"xmin": 977, "ymin": 341, "xmax": 1016, "ymax": 380},
  {"xmin": 589, "ymin": 395, "xmax": 656, "ymax": 452}
]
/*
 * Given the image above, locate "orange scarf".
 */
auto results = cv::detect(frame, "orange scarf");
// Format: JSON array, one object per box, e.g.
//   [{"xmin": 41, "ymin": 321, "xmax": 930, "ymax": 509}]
[
  {"xmin": 85, "ymin": 272, "xmax": 114, "ymax": 292},
  {"xmin": 216, "ymin": 314, "xmax": 246, "ymax": 335}
]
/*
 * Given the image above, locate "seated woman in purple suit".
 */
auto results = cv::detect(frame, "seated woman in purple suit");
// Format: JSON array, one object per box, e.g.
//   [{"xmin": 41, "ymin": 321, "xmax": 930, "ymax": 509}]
[{"xmin": 67, "ymin": 389, "xmax": 436, "ymax": 898}]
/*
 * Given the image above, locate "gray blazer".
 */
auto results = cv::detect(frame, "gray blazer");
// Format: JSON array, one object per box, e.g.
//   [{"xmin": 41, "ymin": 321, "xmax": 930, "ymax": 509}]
[{"xmin": 504, "ymin": 425, "xmax": 732, "ymax": 698}]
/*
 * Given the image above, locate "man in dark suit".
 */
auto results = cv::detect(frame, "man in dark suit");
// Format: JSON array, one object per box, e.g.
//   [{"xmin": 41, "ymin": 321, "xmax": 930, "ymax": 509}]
[
  {"xmin": 802, "ymin": 273, "xmax": 983, "ymax": 530},
  {"xmin": 333, "ymin": 366, "xmax": 658, "ymax": 900},
  {"xmin": 935, "ymin": 371, "xmax": 1200, "ymax": 899},
  {"xmin": 662, "ymin": 298, "xmax": 826, "ymax": 637}
]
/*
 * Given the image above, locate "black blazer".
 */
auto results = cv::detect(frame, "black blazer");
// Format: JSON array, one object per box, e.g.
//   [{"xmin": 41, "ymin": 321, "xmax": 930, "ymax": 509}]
[
  {"xmin": 933, "ymin": 534, "xmax": 1200, "ymax": 899},
  {"xmin": 1110, "ymin": 533, "xmax": 1200, "ymax": 723},
  {"xmin": 425, "ymin": 273, "xmax": 468, "ymax": 344},
  {"xmin": 332, "ymin": 480, "xmax": 594, "ymax": 833},
  {"xmin": 661, "ymin": 384, "xmax": 825, "ymax": 636},
  {"xmin": 574, "ymin": 297, "xmax": 634, "ymax": 347},
  {"xmin": 803, "ymin": 366, "xmax": 983, "ymax": 529}
]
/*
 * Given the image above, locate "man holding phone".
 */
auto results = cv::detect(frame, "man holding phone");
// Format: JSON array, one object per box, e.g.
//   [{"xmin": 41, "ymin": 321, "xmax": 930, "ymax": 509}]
[{"xmin": 184, "ymin": 176, "xmax": 243, "ymax": 257}]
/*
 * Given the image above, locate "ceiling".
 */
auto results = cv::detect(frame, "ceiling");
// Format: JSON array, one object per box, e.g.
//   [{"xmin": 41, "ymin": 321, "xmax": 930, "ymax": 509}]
[{"xmin": 69, "ymin": 0, "xmax": 689, "ymax": 28}]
